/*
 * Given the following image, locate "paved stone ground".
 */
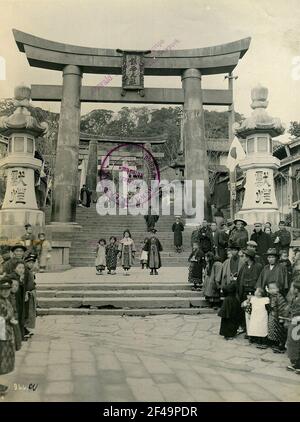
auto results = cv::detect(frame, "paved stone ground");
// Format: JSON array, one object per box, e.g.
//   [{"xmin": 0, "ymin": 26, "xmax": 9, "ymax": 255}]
[{"xmin": 1, "ymin": 314, "xmax": 300, "ymax": 402}]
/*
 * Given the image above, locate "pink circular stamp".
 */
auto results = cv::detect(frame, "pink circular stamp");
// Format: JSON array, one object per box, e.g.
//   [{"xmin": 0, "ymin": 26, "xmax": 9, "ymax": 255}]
[{"xmin": 98, "ymin": 143, "xmax": 160, "ymax": 208}]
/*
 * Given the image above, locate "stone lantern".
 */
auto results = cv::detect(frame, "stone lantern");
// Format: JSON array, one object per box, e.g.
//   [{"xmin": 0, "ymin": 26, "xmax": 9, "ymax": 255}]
[
  {"xmin": 0, "ymin": 85, "xmax": 46, "ymax": 240},
  {"xmin": 234, "ymin": 84, "xmax": 285, "ymax": 225}
]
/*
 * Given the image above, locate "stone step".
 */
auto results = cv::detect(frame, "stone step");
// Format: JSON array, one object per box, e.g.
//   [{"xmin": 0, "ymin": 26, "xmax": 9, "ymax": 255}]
[
  {"xmin": 70, "ymin": 251, "xmax": 190, "ymax": 257},
  {"xmin": 37, "ymin": 307, "xmax": 214, "ymax": 316},
  {"xmin": 70, "ymin": 261, "xmax": 189, "ymax": 267},
  {"xmin": 36, "ymin": 289, "xmax": 201, "ymax": 298},
  {"xmin": 37, "ymin": 282, "xmax": 193, "ymax": 291},
  {"xmin": 37, "ymin": 296, "xmax": 206, "ymax": 309}
]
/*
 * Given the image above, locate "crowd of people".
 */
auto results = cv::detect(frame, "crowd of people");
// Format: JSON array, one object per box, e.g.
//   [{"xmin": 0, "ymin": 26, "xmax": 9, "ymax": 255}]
[
  {"xmin": 0, "ymin": 224, "xmax": 52, "ymax": 394},
  {"xmin": 187, "ymin": 217, "xmax": 300, "ymax": 375}
]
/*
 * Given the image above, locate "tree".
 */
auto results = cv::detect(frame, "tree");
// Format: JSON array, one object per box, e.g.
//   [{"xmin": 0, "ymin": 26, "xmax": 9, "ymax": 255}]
[{"xmin": 288, "ymin": 121, "xmax": 300, "ymax": 138}]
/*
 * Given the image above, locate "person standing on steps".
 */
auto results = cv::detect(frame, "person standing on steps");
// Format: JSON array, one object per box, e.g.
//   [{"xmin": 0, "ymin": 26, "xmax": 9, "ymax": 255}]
[
  {"xmin": 144, "ymin": 205, "xmax": 159, "ymax": 232},
  {"xmin": 105, "ymin": 236, "xmax": 119, "ymax": 275},
  {"xmin": 95, "ymin": 239, "xmax": 106, "ymax": 275},
  {"xmin": 118, "ymin": 230, "xmax": 136, "ymax": 276},
  {"xmin": 172, "ymin": 216, "xmax": 184, "ymax": 253},
  {"xmin": 140, "ymin": 238, "xmax": 149, "ymax": 270},
  {"xmin": 188, "ymin": 242, "xmax": 205, "ymax": 289},
  {"xmin": 80, "ymin": 184, "xmax": 92, "ymax": 208},
  {"xmin": 144, "ymin": 229, "xmax": 163, "ymax": 275}
]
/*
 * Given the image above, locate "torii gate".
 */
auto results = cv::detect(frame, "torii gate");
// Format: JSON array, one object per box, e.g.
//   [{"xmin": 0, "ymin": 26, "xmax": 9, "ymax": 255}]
[{"xmin": 13, "ymin": 29, "xmax": 250, "ymax": 225}]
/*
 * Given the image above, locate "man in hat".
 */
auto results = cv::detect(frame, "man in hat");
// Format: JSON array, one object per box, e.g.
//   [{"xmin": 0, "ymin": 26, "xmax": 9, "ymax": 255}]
[
  {"xmin": 273, "ymin": 221, "xmax": 292, "ymax": 254},
  {"xmin": 225, "ymin": 218, "xmax": 236, "ymax": 237},
  {"xmin": 221, "ymin": 242, "xmax": 245, "ymax": 289},
  {"xmin": 3, "ymin": 244, "xmax": 27, "ymax": 274},
  {"xmin": 250, "ymin": 222, "xmax": 273, "ymax": 265},
  {"xmin": 256, "ymin": 248, "xmax": 288, "ymax": 294},
  {"xmin": 245, "ymin": 240, "xmax": 264, "ymax": 266},
  {"xmin": 229, "ymin": 219, "xmax": 249, "ymax": 249},
  {"xmin": 144, "ymin": 229, "xmax": 163, "ymax": 275},
  {"xmin": 237, "ymin": 248, "xmax": 263, "ymax": 302}
]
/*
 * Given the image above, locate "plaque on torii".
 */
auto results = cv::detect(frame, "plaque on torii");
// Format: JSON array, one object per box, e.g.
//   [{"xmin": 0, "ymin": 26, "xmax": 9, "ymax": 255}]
[{"xmin": 116, "ymin": 49, "xmax": 151, "ymax": 97}]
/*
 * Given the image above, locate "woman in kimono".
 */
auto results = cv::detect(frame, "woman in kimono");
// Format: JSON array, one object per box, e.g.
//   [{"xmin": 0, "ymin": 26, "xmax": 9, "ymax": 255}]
[
  {"xmin": 95, "ymin": 239, "xmax": 107, "ymax": 275},
  {"xmin": 0, "ymin": 277, "xmax": 16, "ymax": 395},
  {"xmin": 118, "ymin": 230, "xmax": 136, "ymax": 275},
  {"xmin": 202, "ymin": 252, "xmax": 222, "ymax": 307},
  {"xmin": 188, "ymin": 242, "xmax": 205, "ymax": 289},
  {"xmin": 144, "ymin": 229, "xmax": 163, "ymax": 275},
  {"xmin": 218, "ymin": 283, "xmax": 241, "ymax": 340},
  {"xmin": 172, "ymin": 217, "xmax": 184, "ymax": 253},
  {"xmin": 105, "ymin": 236, "xmax": 119, "ymax": 275}
]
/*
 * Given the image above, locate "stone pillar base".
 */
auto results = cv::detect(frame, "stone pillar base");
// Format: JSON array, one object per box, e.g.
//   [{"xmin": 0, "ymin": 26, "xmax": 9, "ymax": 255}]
[
  {"xmin": 0, "ymin": 209, "xmax": 45, "ymax": 241},
  {"xmin": 236, "ymin": 209, "xmax": 280, "ymax": 226},
  {"xmin": 45, "ymin": 222, "xmax": 82, "ymax": 272}
]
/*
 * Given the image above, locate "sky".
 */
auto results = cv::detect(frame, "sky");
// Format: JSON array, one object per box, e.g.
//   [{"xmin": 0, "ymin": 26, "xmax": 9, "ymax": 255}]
[{"xmin": 0, "ymin": 0, "xmax": 300, "ymax": 133}]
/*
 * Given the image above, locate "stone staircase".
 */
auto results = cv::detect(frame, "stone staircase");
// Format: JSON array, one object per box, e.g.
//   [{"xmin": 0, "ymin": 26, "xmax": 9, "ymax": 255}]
[
  {"xmin": 36, "ymin": 270, "xmax": 213, "ymax": 316},
  {"xmin": 68, "ymin": 205, "xmax": 194, "ymax": 267},
  {"xmin": 40, "ymin": 208, "xmax": 207, "ymax": 316}
]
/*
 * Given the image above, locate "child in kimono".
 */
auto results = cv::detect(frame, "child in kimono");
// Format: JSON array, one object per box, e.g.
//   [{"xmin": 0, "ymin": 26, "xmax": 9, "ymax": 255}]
[
  {"xmin": 118, "ymin": 231, "xmax": 136, "ymax": 275},
  {"xmin": 140, "ymin": 238, "xmax": 149, "ymax": 269},
  {"xmin": 144, "ymin": 230, "xmax": 163, "ymax": 275},
  {"xmin": 0, "ymin": 277, "xmax": 17, "ymax": 396},
  {"xmin": 95, "ymin": 239, "xmax": 107, "ymax": 275},
  {"xmin": 286, "ymin": 277, "xmax": 300, "ymax": 374},
  {"xmin": 105, "ymin": 236, "xmax": 119, "ymax": 275},
  {"xmin": 218, "ymin": 283, "xmax": 241, "ymax": 340},
  {"xmin": 266, "ymin": 282, "xmax": 288, "ymax": 353},
  {"xmin": 241, "ymin": 294, "xmax": 252, "ymax": 339},
  {"xmin": 247, "ymin": 287, "xmax": 270, "ymax": 348}
]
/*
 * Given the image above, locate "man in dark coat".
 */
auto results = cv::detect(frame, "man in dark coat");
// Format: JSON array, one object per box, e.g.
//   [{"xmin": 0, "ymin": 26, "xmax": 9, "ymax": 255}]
[
  {"xmin": 237, "ymin": 248, "xmax": 263, "ymax": 302},
  {"xmin": 144, "ymin": 229, "xmax": 163, "ymax": 275},
  {"xmin": 144, "ymin": 206, "xmax": 159, "ymax": 232},
  {"xmin": 80, "ymin": 184, "xmax": 92, "ymax": 207},
  {"xmin": 172, "ymin": 217, "xmax": 184, "ymax": 253},
  {"xmin": 250, "ymin": 222, "xmax": 273, "ymax": 265},
  {"xmin": 210, "ymin": 222, "xmax": 228, "ymax": 262},
  {"xmin": 229, "ymin": 219, "xmax": 249, "ymax": 249},
  {"xmin": 198, "ymin": 220, "xmax": 213, "ymax": 254},
  {"xmin": 273, "ymin": 221, "xmax": 291, "ymax": 254}
]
